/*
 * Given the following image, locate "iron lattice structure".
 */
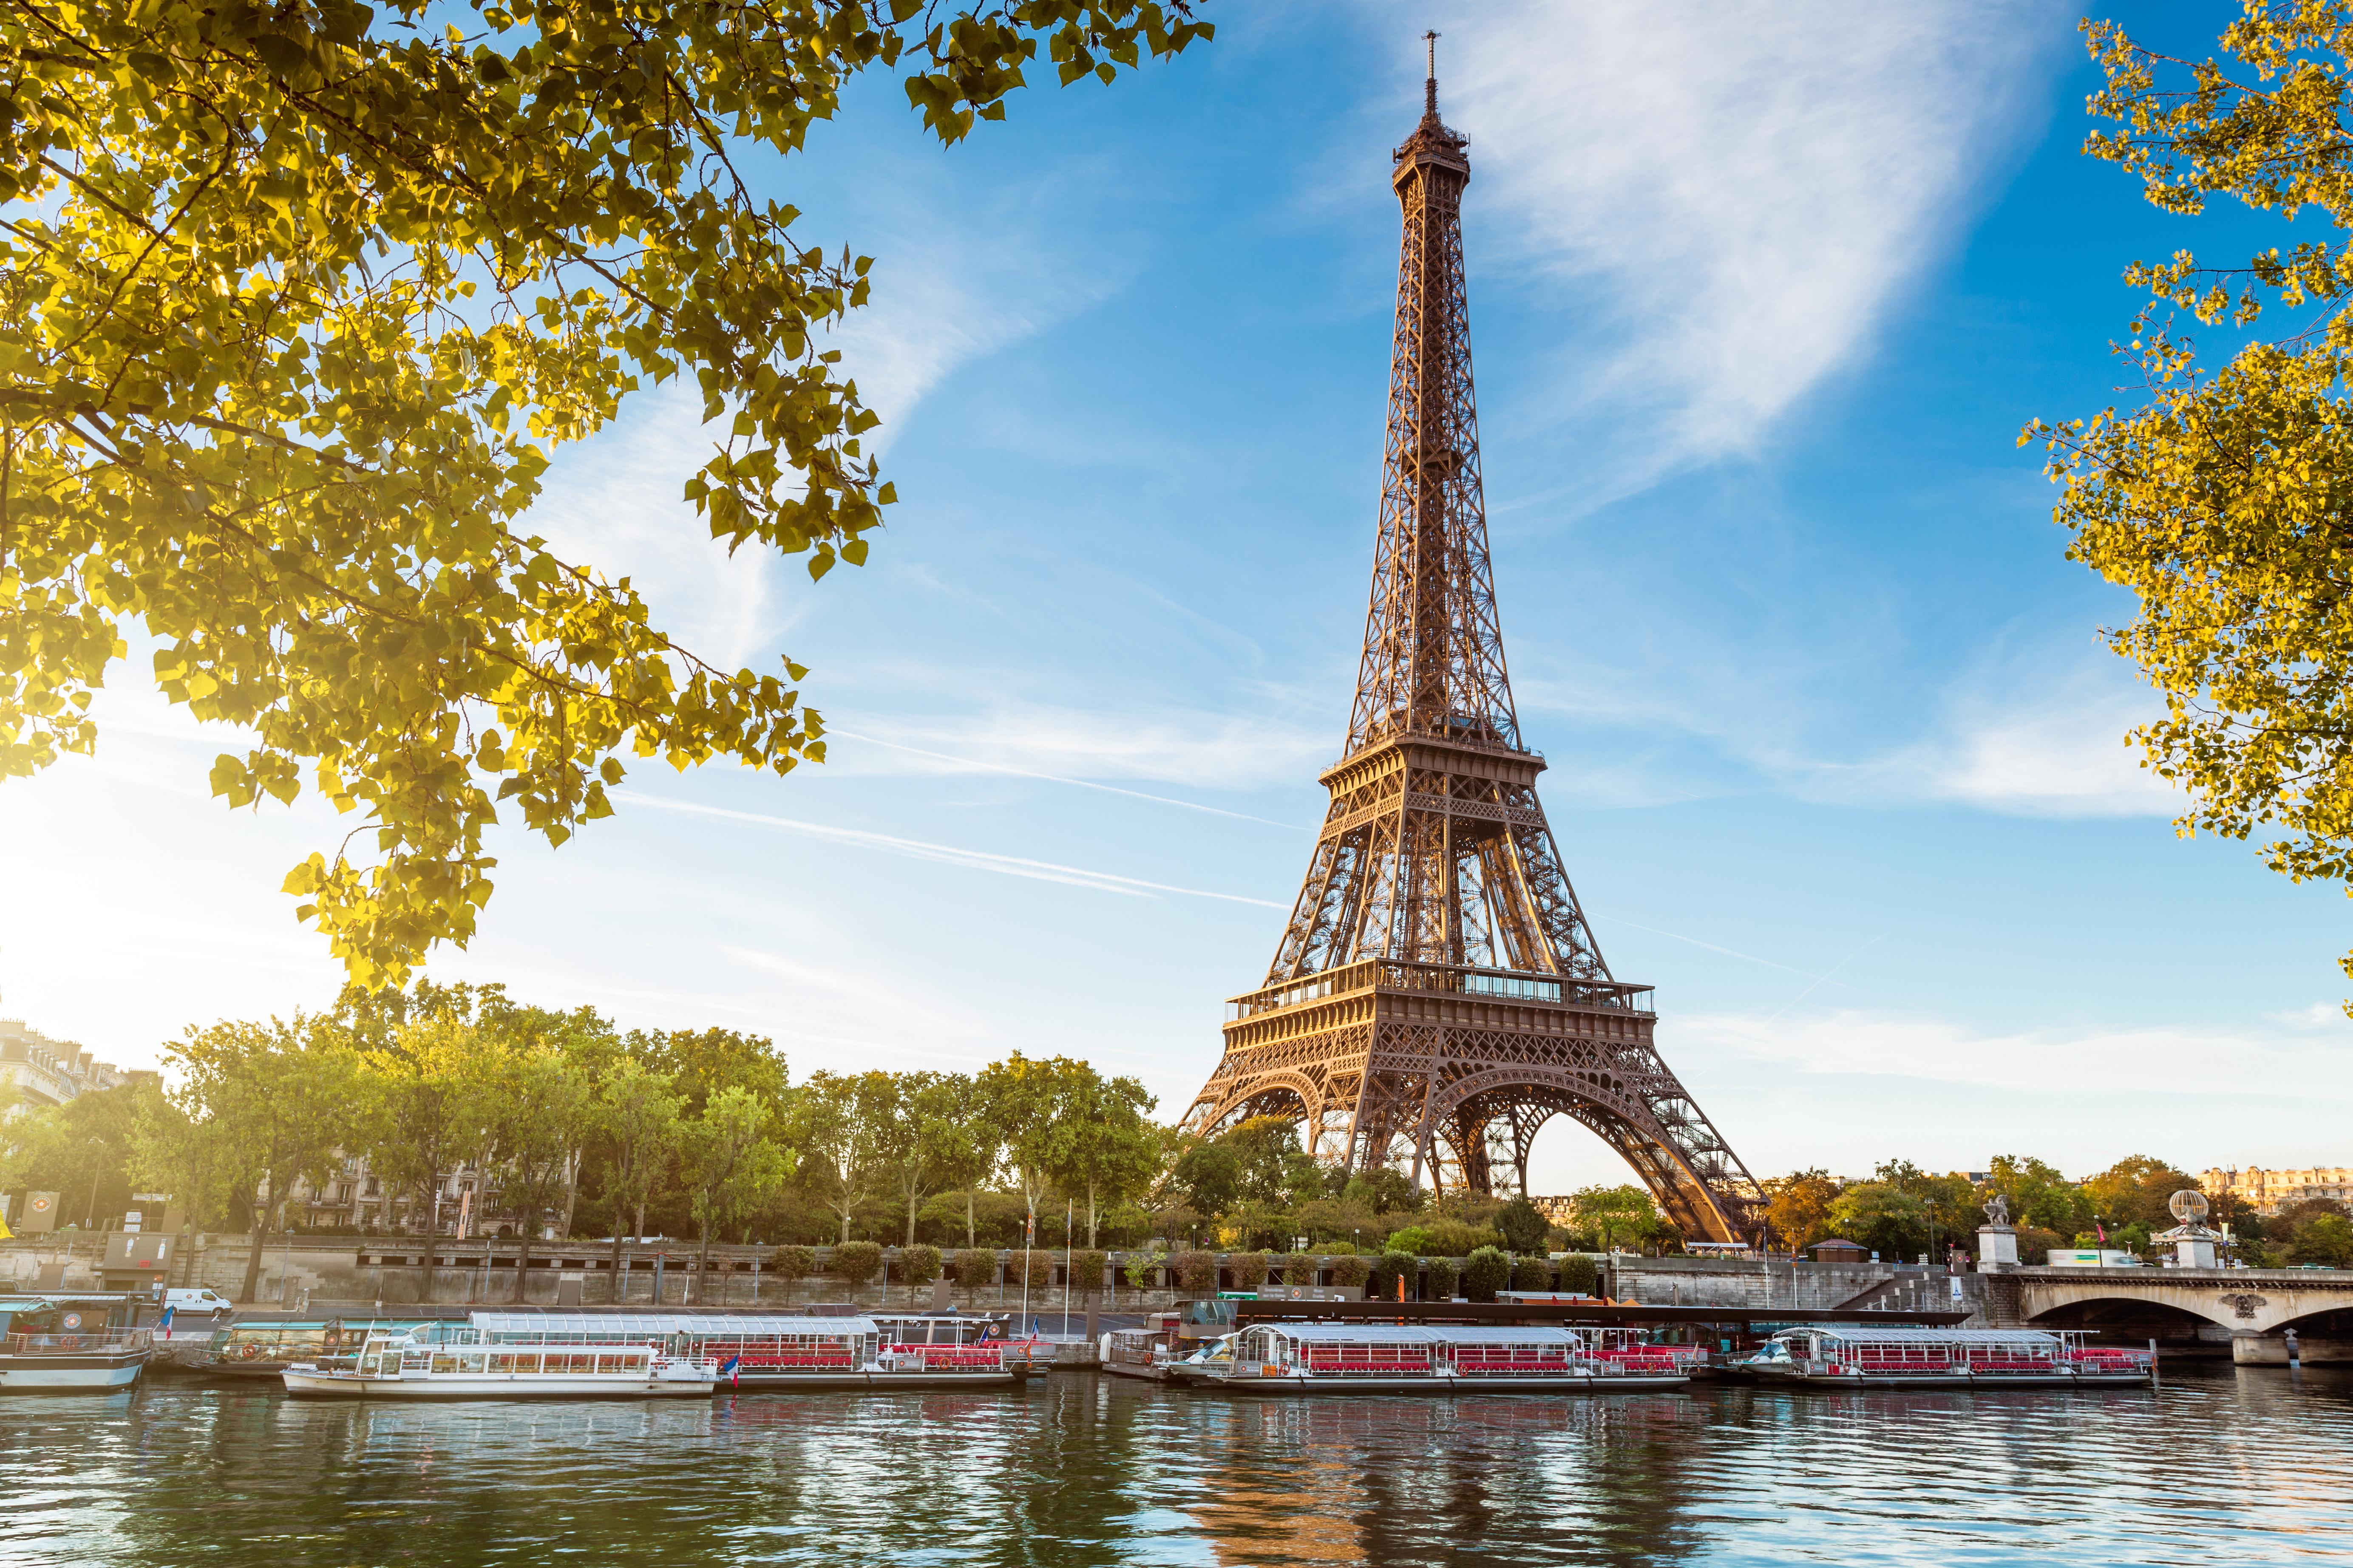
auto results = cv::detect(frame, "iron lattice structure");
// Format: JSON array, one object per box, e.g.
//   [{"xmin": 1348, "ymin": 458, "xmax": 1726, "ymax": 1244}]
[{"xmin": 1179, "ymin": 56, "xmax": 1766, "ymax": 1242}]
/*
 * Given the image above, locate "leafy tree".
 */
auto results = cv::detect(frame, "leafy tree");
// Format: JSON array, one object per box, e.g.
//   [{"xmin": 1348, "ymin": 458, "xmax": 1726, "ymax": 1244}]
[
  {"xmin": 2029, "ymin": 5, "xmax": 2353, "ymax": 996},
  {"xmin": 1171, "ymin": 1139, "xmax": 1242, "ymax": 1218},
  {"xmin": 128, "ymin": 1081, "xmax": 237, "ymax": 1271},
  {"xmin": 482, "ymin": 1038, "xmax": 594, "ymax": 1297},
  {"xmin": 831, "ymin": 1239, "xmax": 883, "ymax": 1285},
  {"xmin": 868, "ymin": 1070, "xmax": 968, "ymax": 1248},
  {"xmin": 1568, "ymin": 1184, "xmax": 1665, "ymax": 1252},
  {"xmin": 976, "ymin": 1052, "xmax": 1089, "ymax": 1234},
  {"xmin": 795, "ymin": 1069, "xmax": 888, "ymax": 1243},
  {"xmin": 1038, "ymin": 1067, "xmax": 1158, "ymax": 1247},
  {"xmin": 359, "ymin": 1010, "xmax": 496, "ymax": 1233},
  {"xmin": 593, "ymin": 1055, "xmax": 682, "ymax": 1275},
  {"xmin": 167, "ymin": 1016, "xmax": 365, "ymax": 1300},
  {"xmin": 1991, "ymin": 1154, "xmax": 2094, "ymax": 1237},
  {"xmin": 683, "ymin": 1085, "xmax": 791, "ymax": 1299},
  {"xmin": 1763, "ymin": 1169, "xmax": 1843, "ymax": 1251},
  {"xmin": 8, "ymin": 1081, "xmax": 143, "ymax": 1227},
  {"xmin": 1557, "ymin": 1255, "xmax": 1601, "ymax": 1296},
  {"xmin": 2288, "ymin": 1211, "xmax": 2353, "ymax": 1266},
  {"xmin": 919, "ymin": 1073, "xmax": 997, "ymax": 1248},
  {"xmin": 0, "ymin": 0, "xmax": 1211, "ymax": 986},
  {"xmin": 634, "ymin": 1028, "xmax": 789, "ymax": 1119},
  {"xmin": 1496, "ymin": 1197, "xmax": 1549, "ymax": 1254},
  {"xmin": 1826, "ymin": 1183, "xmax": 1931, "ymax": 1261},
  {"xmin": 1341, "ymin": 1168, "xmax": 1422, "ymax": 1216},
  {"xmin": 2080, "ymin": 1155, "xmax": 2200, "ymax": 1233}
]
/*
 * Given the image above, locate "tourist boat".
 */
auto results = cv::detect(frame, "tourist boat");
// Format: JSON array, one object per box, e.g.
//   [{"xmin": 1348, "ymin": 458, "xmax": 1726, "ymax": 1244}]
[
  {"xmin": 0, "ymin": 1297, "xmax": 150, "ymax": 1393},
  {"xmin": 195, "ymin": 1318, "xmax": 434, "ymax": 1379},
  {"xmin": 1739, "ymin": 1325, "xmax": 2155, "ymax": 1387},
  {"xmin": 469, "ymin": 1312, "xmax": 1032, "ymax": 1390},
  {"xmin": 283, "ymin": 1327, "xmax": 716, "ymax": 1400},
  {"xmin": 1102, "ymin": 1313, "xmax": 1183, "ymax": 1382},
  {"xmin": 1182, "ymin": 1323, "xmax": 1691, "ymax": 1393}
]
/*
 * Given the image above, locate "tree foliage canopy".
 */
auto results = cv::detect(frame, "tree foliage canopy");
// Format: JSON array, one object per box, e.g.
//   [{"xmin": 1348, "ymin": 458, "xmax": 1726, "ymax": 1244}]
[
  {"xmin": 2033, "ymin": 5, "xmax": 2353, "ymax": 996},
  {"xmin": 0, "ymin": 0, "xmax": 1208, "ymax": 986}
]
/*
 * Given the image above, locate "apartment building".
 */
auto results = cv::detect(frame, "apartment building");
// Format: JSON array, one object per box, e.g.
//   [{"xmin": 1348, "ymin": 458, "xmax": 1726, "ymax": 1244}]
[
  {"xmin": 2201, "ymin": 1165, "xmax": 2353, "ymax": 1216},
  {"xmin": 0, "ymin": 1017, "xmax": 144, "ymax": 1112}
]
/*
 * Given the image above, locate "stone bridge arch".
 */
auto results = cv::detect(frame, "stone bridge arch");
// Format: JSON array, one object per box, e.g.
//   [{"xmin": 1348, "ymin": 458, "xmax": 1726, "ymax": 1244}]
[{"xmin": 2016, "ymin": 1267, "xmax": 2353, "ymax": 1361}]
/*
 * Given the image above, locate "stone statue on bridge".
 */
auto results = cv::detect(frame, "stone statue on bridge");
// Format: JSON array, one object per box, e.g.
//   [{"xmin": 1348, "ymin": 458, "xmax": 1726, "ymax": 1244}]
[{"xmin": 1982, "ymin": 1193, "xmax": 2011, "ymax": 1228}]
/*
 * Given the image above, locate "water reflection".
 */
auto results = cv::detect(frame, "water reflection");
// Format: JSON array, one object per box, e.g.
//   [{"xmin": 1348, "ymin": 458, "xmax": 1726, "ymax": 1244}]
[{"xmin": 0, "ymin": 1369, "xmax": 2345, "ymax": 1566}]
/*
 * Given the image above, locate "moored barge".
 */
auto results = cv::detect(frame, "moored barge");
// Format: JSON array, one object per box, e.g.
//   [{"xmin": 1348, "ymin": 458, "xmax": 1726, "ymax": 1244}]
[
  {"xmin": 1184, "ymin": 1322, "xmax": 1691, "ymax": 1394},
  {"xmin": 0, "ymin": 1298, "xmax": 150, "ymax": 1393},
  {"xmin": 1740, "ymin": 1325, "xmax": 2155, "ymax": 1388},
  {"xmin": 469, "ymin": 1312, "xmax": 1031, "ymax": 1390},
  {"xmin": 284, "ymin": 1327, "xmax": 714, "ymax": 1400}
]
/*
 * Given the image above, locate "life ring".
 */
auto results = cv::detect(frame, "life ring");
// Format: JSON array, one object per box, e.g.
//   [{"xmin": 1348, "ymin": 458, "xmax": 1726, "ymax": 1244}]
[
  {"xmin": 59, "ymin": 1312, "xmax": 83, "ymax": 1332},
  {"xmin": 58, "ymin": 1335, "xmax": 79, "ymax": 1350},
  {"xmin": 238, "ymin": 1342, "xmax": 264, "ymax": 1360}
]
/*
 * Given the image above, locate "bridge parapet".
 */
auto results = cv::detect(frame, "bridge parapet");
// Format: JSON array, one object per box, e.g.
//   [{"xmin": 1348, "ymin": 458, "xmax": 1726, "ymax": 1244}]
[{"xmin": 2015, "ymin": 1266, "xmax": 2353, "ymax": 1338}]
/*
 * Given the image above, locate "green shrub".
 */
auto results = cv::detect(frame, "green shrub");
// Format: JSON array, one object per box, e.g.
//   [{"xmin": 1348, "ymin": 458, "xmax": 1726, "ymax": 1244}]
[
  {"xmin": 1497, "ymin": 1198, "xmax": 1550, "ymax": 1253},
  {"xmin": 1369, "ymin": 1249, "xmax": 1417, "ymax": 1299},
  {"xmin": 831, "ymin": 1240, "xmax": 883, "ymax": 1284},
  {"xmin": 1228, "ymin": 1251, "xmax": 1270, "ymax": 1290},
  {"xmin": 1070, "ymin": 1250, "xmax": 1110, "ymax": 1295},
  {"xmin": 1321, "ymin": 1241, "xmax": 1357, "ymax": 1256},
  {"xmin": 1423, "ymin": 1258, "xmax": 1460, "ymax": 1299},
  {"xmin": 901, "ymin": 1244, "xmax": 943, "ymax": 1285},
  {"xmin": 1171, "ymin": 1250, "xmax": 1218, "ymax": 1292},
  {"xmin": 1462, "ymin": 1245, "xmax": 1510, "ymax": 1302},
  {"xmin": 1385, "ymin": 1225, "xmax": 1435, "ymax": 1255},
  {"xmin": 1014, "ymin": 1250, "xmax": 1053, "ymax": 1288},
  {"xmin": 1510, "ymin": 1256, "xmax": 1551, "ymax": 1291},
  {"xmin": 1556, "ymin": 1255, "xmax": 1600, "ymax": 1296},
  {"xmin": 770, "ymin": 1245, "xmax": 816, "ymax": 1282},
  {"xmin": 1124, "ymin": 1250, "xmax": 1166, "ymax": 1291},
  {"xmin": 954, "ymin": 1248, "xmax": 999, "ymax": 1287},
  {"xmin": 1327, "ymin": 1254, "xmax": 1372, "ymax": 1289}
]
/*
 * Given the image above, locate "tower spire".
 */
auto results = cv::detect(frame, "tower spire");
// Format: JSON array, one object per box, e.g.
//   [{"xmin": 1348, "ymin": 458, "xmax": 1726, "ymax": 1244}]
[{"xmin": 1176, "ymin": 69, "xmax": 1765, "ymax": 1243}]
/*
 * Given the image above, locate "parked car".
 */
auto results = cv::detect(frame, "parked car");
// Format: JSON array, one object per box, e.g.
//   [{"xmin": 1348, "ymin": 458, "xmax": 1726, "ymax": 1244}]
[{"xmin": 163, "ymin": 1288, "xmax": 234, "ymax": 1316}]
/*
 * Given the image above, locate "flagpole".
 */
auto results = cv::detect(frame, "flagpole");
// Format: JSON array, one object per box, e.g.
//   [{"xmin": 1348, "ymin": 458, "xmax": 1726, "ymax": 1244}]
[
  {"xmin": 1062, "ymin": 1198, "xmax": 1073, "ymax": 1339},
  {"xmin": 1021, "ymin": 1209, "xmax": 1033, "ymax": 1342}
]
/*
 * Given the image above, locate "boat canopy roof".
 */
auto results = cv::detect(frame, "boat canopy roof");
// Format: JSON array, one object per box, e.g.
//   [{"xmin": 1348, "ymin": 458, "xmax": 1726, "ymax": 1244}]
[
  {"xmin": 1774, "ymin": 1326, "xmax": 2061, "ymax": 1345},
  {"xmin": 468, "ymin": 1312, "xmax": 878, "ymax": 1339},
  {"xmin": 1256, "ymin": 1324, "xmax": 1577, "ymax": 1346}
]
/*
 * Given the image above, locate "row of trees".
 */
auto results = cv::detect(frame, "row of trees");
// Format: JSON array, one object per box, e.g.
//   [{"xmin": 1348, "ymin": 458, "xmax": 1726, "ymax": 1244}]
[
  {"xmin": 1761, "ymin": 1154, "xmax": 2353, "ymax": 1268},
  {"xmin": 1, "ymin": 983, "xmax": 1162, "ymax": 1301}
]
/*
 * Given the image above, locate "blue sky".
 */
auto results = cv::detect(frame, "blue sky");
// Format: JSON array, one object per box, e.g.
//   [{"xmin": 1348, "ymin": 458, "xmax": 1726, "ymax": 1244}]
[{"xmin": 4, "ymin": 2, "xmax": 2345, "ymax": 1189}]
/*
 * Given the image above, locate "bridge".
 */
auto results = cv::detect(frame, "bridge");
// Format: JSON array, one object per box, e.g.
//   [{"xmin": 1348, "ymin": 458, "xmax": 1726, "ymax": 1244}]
[{"xmin": 2011, "ymin": 1265, "xmax": 2353, "ymax": 1364}]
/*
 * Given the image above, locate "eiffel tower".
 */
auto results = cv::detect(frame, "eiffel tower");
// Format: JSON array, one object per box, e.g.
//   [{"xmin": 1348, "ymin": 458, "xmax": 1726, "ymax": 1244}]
[{"xmin": 1179, "ymin": 41, "xmax": 1766, "ymax": 1243}]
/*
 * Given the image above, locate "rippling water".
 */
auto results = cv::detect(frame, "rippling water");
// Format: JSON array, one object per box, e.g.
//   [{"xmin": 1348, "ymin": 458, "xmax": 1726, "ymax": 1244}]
[{"xmin": 3, "ymin": 1367, "xmax": 2349, "ymax": 1565}]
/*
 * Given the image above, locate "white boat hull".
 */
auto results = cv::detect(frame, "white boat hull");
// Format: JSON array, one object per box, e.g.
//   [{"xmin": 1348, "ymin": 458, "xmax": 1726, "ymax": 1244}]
[
  {"xmin": 283, "ymin": 1368, "xmax": 714, "ymax": 1400},
  {"xmin": 0, "ymin": 1355, "xmax": 146, "ymax": 1393},
  {"xmin": 1194, "ymin": 1370, "xmax": 1689, "ymax": 1394}
]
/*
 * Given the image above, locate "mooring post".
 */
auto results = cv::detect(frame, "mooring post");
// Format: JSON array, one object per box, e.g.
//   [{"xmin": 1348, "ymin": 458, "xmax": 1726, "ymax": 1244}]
[{"xmin": 2150, "ymin": 1336, "xmax": 2160, "ymax": 1391}]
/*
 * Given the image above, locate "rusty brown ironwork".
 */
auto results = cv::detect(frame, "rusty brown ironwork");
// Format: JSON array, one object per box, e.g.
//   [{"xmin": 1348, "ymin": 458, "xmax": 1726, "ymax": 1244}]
[{"xmin": 1178, "ymin": 44, "xmax": 1766, "ymax": 1243}]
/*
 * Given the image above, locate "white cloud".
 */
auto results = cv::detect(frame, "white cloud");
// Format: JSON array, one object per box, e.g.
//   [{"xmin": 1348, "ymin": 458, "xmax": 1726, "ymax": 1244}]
[
  {"xmin": 1369, "ymin": 0, "xmax": 2065, "ymax": 494},
  {"xmin": 828, "ymin": 698, "xmax": 1332, "ymax": 795}
]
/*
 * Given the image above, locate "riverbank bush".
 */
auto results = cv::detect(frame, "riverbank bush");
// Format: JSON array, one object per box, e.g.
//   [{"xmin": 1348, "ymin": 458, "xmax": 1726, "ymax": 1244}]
[
  {"xmin": 832, "ymin": 1241, "xmax": 882, "ymax": 1284},
  {"xmin": 1171, "ymin": 1251, "xmax": 1217, "ymax": 1292},
  {"xmin": 1327, "ymin": 1254, "xmax": 1371, "ymax": 1289},
  {"xmin": 1423, "ymin": 1259, "xmax": 1460, "ymax": 1300},
  {"xmin": 1368, "ymin": 1250, "xmax": 1415, "ymax": 1300},
  {"xmin": 954, "ymin": 1248, "xmax": 998, "ymax": 1287},
  {"xmin": 771, "ymin": 1245, "xmax": 816, "ymax": 1282},
  {"xmin": 1557, "ymin": 1255, "xmax": 1600, "ymax": 1296},
  {"xmin": 1124, "ymin": 1250, "xmax": 1166, "ymax": 1290},
  {"xmin": 1070, "ymin": 1250, "xmax": 1109, "ymax": 1295},
  {"xmin": 900, "ymin": 1244, "xmax": 942, "ymax": 1285},
  {"xmin": 1510, "ymin": 1256, "xmax": 1551, "ymax": 1291},
  {"xmin": 1228, "ymin": 1251, "xmax": 1270, "ymax": 1290}
]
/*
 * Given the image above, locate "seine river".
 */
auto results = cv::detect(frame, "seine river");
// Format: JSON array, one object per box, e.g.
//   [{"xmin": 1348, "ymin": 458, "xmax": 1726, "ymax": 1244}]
[{"xmin": 3, "ymin": 1367, "xmax": 2348, "ymax": 1565}]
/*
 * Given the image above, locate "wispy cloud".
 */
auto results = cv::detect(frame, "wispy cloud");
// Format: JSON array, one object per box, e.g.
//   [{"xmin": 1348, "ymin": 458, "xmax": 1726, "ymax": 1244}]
[
  {"xmin": 615, "ymin": 790, "xmax": 1285, "ymax": 908},
  {"xmin": 1366, "ymin": 0, "xmax": 2065, "ymax": 497},
  {"xmin": 825, "ymin": 696, "xmax": 1331, "ymax": 795},
  {"xmin": 830, "ymin": 728, "xmax": 1306, "ymax": 829}
]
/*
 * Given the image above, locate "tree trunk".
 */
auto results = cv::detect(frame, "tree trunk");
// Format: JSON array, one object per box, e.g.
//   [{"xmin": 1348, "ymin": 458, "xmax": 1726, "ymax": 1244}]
[
  {"xmin": 838, "ymin": 1205, "xmax": 852, "ymax": 1245},
  {"xmin": 513, "ymin": 1206, "xmax": 533, "ymax": 1304},
  {"xmin": 695, "ymin": 1211, "xmax": 713, "ymax": 1305},
  {"xmin": 1087, "ymin": 1183, "xmax": 1100, "ymax": 1248},
  {"xmin": 611, "ymin": 1228, "xmax": 626, "ymax": 1301},
  {"xmin": 238, "ymin": 1185, "xmax": 268, "ymax": 1303},
  {"xmin": 905, "ymin": 1186, "xmax": 919, "ymax": 1248},
  {"xmin": 965, "ymin": 1189, "xmax": 977, "ymax": 1248}
]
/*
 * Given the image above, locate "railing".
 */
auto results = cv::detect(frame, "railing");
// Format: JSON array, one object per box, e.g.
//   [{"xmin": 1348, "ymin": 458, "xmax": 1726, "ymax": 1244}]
[
  {"xmin": 1228, "ymin": 960, "xmax": 1655, "ymax": 1022},
  {"xmin": 5, "ymin": 1330, "xmax": 147, "ymax": 1355}
]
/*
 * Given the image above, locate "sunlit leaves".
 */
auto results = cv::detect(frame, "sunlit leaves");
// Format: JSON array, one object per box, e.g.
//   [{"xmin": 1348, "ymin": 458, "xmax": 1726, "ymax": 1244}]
[
  {"xmin": 2037, "ymin": 5, "xmax": 2353, "ymax": 1002},
  {"xmin": 0, "ymin": 0, "xmax": 1210, "ymax": 986}
]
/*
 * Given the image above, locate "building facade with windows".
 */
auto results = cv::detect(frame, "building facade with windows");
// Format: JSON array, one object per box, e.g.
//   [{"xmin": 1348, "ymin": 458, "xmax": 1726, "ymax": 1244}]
[
  {"xmin": 2201, "ymin": 1166, "xmax": 2353, "ymax": 1216},
  {"xmin": 0, "ymin": 1017, "xmax": 144, "ymax": 1112},
  {"xmin": 281, "ymin": 1151, "xmax": 580, "ymax": 1240}
]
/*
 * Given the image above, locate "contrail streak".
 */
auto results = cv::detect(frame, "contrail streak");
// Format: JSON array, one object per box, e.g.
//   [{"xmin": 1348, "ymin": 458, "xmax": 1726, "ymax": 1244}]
[
  {"xmin": 830, "ymin": 728, "xmax": 1304, "ymax": 830},
  {"xmin": 617, "ymin": 791, "xmax": 1287, "ymax": 909},
  {"xmin": 1596, "ymin": 917, "xmax": 1857, "ymax": 990},
  {"xmin": 1763, "ymin": 933, "xmax": 1885, "ymax": 1025}
]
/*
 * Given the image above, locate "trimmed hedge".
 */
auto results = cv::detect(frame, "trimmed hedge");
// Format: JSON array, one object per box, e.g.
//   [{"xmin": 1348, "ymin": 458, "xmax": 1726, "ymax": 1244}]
[
  {"xmin": 1071, "ymin": 1250, "xmax": 1109, "ymax": 1294},
  {"xmin": 1369, "ymin": 1250, "xmax": 1417, "ymax": 1300},
  {"xmin": 1228, "ymin": 1251, "xmax": 1270, "ymax": 1290},
  {"xmin": 1171, "ymin": 1251, "xmax": 1218, "ymax": 1292},
  {"xmin": 901, "ymin": 1244, "xmax": 943, "ymax": 1285},
  {"xmin": 1510, "ymin": 1256, "xmax": 1552, "ymax": 1292},
  {"xmin": 954, "ymin": 1248, "xmax": 999, "ymax": 1287},
  {"xmin": 1327, "ymin": 1254, "xmax": 1372, "ymax": 1288},
  {"xmin": 1462, "ymin": 1245, "xmax": 1510, "ymax": 1302},
  {"xmin": 1423, "ymin": 1258, "xmax": 1460, "ymax": 1300},
  {"xmin": 1557, "ymin": 1255, "xmax": 1601, "ymax": 1296},
  {"xmin": 1012, "ymin": 1249, "xmax": 1054, "ymax": 1289},
  {"xmin": 831, "ymin": 1240, "xmax": 883, "ymax": 1284},
  {"xmin": 770, "ymin": 1245, "xmax": 816, "ymax": 1282}
]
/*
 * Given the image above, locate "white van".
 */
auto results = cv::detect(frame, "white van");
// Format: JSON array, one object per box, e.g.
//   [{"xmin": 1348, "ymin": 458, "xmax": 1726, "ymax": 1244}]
[{"xmin": 163, "ymin": 1288, "xmax": 234, "ymax": 1315}]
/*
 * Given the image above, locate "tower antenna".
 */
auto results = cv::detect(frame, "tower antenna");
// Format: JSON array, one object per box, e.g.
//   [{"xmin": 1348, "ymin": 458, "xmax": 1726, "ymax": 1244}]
[{"xmin": 1423, "ymin": 29, "xmax": 1439, "ymax": 117}]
